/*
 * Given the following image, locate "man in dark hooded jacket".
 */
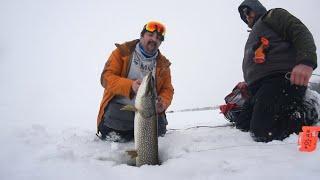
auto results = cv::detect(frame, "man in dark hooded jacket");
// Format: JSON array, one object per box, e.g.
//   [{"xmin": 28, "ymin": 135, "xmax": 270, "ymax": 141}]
[{"xmin": 235, "ymin": 0, "xmax": 318, "ymax": 142}]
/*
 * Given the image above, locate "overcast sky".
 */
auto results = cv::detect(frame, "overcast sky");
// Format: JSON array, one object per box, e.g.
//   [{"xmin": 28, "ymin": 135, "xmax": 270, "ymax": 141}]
[{"xmin": 0, "ymin": 0, "xmax": 319, "ymax": 129}]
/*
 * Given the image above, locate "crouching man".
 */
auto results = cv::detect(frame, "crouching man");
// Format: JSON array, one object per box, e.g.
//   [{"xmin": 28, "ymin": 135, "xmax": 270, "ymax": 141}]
[
  {"xmin": 227, "ymin": 0, "xmax": 318, "ymax": 142},
  {"xmin": 96, "ymin": 21, "xmax": 174, "ymax": 142}
]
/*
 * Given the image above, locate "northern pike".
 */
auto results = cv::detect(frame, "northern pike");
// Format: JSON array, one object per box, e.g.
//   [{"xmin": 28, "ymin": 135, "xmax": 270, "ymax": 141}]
[{"xmin": 123, "ymin": 72, "xmax": 159, "ymax": 166}]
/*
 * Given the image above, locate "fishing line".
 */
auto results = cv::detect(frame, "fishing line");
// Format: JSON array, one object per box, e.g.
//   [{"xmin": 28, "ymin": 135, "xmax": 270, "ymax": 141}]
[{"xmin": 193, "ymin": 142, "xmax": 296, "ymax": 153}]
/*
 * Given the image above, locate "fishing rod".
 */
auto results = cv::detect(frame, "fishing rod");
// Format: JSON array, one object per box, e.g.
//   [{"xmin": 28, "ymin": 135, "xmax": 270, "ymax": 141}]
[
  {"xmin": 311, "ymin": 73, "xmax": 320, "ymax": 77},
  {"xmin": 167, "ymin": 73, "xmax": 320, "ymax": 114},
  {"xmin": 167, "ymin": 123, "xmax": 235, "ymax": 131},
  {"xmin": 166, "ymin": 105, "xmax": 221, "ymax": 114}
]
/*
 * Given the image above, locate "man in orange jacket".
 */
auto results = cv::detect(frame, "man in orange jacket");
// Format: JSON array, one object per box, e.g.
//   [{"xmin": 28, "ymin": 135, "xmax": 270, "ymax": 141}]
[{"xmin": 96, "ymin": 21, "xmax": 174, "ymax": 142}]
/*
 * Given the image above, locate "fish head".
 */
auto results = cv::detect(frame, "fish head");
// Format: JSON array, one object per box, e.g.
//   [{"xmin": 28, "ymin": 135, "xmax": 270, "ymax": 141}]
[{"xmin": 135, "ymin": 72, "xmax": 157, "ymax": 116}]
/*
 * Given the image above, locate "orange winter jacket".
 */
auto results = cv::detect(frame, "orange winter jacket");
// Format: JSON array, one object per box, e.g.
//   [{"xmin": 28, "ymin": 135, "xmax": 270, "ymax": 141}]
[{"xmin": 96, "ymin": 39, "xmax": 174, "ymax": 130}]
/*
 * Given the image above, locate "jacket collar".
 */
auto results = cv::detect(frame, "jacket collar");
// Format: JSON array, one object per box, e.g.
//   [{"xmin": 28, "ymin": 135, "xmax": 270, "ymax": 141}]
[{"xmin": 115, "ymin": 39, "xmax": 171, "ymax": 67}]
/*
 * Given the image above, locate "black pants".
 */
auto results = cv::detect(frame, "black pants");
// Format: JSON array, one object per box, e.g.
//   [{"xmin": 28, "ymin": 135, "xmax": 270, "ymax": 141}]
[
  {"xmin": 98, "ymin": 115, "xmax": 167, "ymax": 142},
  {"xmin": 235, "ymin": 74, "xmax": 315, "ymax": 142}
]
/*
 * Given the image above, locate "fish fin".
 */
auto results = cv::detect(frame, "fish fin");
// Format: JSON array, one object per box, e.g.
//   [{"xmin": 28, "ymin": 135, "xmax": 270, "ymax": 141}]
[
  {"xmin": 126, "ymin": 150, "xmax": 138, "ymax": 159},
  {"xmin": 121, "ymin": 105, "xmax": 137, "ymax": 112}
]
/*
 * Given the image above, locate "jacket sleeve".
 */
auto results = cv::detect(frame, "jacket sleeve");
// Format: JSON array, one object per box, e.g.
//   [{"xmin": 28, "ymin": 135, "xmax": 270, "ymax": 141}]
[
  {"xmin": 100, "ymin": 49, "xmax": 133, "ymax": 98},
  {"xmin": 158, "ymin": 67, "xmax": 174, "ymax": 109},
  {"xmin": 262, "ymin": 8, "xmax": 317, "ymax": 69}
]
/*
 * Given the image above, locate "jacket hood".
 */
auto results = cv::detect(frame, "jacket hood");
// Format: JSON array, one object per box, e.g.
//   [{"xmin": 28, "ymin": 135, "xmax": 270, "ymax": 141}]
[{"xmin": 238, "ymin": 0, "xmax": 267, "ymax": 25}]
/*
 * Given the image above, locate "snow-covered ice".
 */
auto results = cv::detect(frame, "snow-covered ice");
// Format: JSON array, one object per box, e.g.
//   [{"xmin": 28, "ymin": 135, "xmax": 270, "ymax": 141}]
[{"xmin": 1, "ymin": 103, "xmax": 320, "ymax": 180}]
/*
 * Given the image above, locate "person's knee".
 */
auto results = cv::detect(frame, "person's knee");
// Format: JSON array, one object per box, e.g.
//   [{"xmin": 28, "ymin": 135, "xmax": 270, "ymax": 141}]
[
  {"xmin": 158, "ymin": 123, "xmax": 167, "ymax": 137},
  {"xmin": 98, "ymin": 121, "xmax": 108, "ymax": 140},
  {"xmin": 158, "ymin": 114, "xmax": 168, "ymax": 137},
  {"xmin": 250, "ymin": 127, "xmax": 292, "ymax": 142},
  {"xmin": 250, "ymin": 128, "xmax": 273, "ymax": 142}
]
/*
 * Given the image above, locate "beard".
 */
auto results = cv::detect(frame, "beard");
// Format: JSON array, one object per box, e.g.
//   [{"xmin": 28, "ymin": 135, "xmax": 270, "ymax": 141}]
[{"xmin": 146, "ymin": 41, "xmax": 157, "ymax": 53}]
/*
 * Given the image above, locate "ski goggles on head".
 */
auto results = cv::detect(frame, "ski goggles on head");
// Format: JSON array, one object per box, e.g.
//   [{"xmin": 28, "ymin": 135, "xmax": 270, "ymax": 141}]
[{"xmin": 144, "ymin": 21, "xmax": 166, "ymax": 37}]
